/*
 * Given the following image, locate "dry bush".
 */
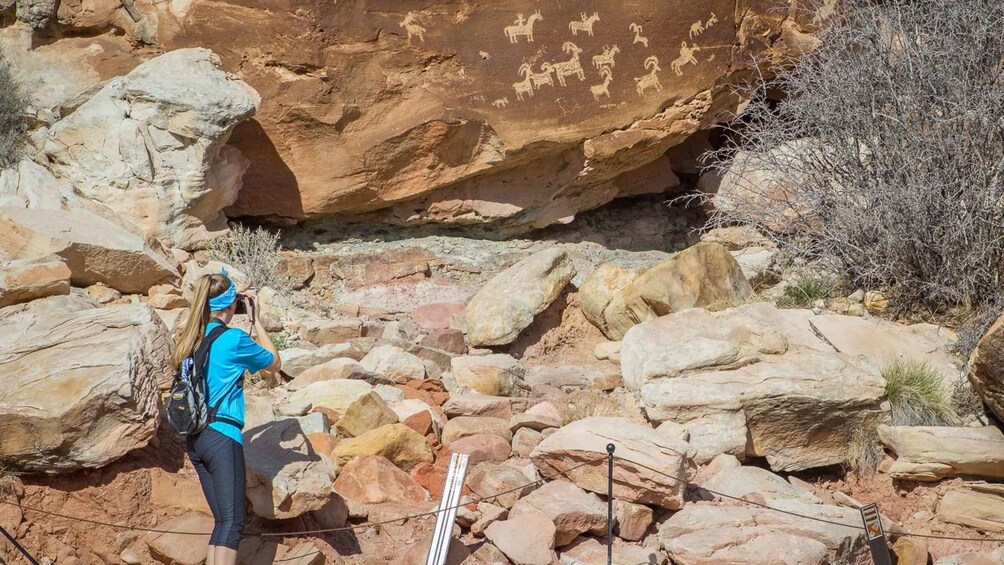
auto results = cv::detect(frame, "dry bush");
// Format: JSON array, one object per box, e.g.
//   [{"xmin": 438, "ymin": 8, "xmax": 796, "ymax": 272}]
[
  {"xmin": 691, "ymin": 0, "xmax": 1004, "ymax": 314},
  {"xmin": 844, "ymin": 427, "xmax": 884, "ymax": 477},
  {"xmin": 882, "ymin": 360, "xmax": 957, "ymax": 426},
  {"xmin": 555, "ymin": 389, "xmax": 622, "ymax": 425},
  {"xmin": 209, "ymin": 225, "xmax": 290, "ymax": 292},
  {"xmin": 0, "ymin": 48, "xmax": 28, "ymax": 168}
]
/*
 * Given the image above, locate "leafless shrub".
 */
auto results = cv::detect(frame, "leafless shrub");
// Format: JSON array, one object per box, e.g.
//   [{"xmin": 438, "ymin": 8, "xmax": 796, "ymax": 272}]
[
  {"xmin": 689, "ymin": 0, "xmax": 1004, "ymax": 312},
  {"xmin": 208, "ymin": 225, "xmax": 290, "ymax": 292},
  {"xmin": 555, "ymin": 389, "xmax": 621, "ymax": 425},
  {"xmin": 0, "ymin": 48, "xmax": 28, "ymax": 168},
  {"xmin": 843, "ymin": 427, "xmax": 884, "ymax": 477}
]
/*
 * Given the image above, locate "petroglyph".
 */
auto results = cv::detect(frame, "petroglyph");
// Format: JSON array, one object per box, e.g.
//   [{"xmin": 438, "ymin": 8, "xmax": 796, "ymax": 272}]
[
  {"xmin": 400, "ymin": 12, "xmax": 426, "ymax": 42},
  {"xmin": 552, "ymin": 42, "xmax": 586, "ymax": 87},
  {"xmin": 635, "ymin": 55, "xmax": 663, "ymax": 96},
  {"xmin": 513, "ymin": 64, "xmax": 534, "ymax": 100},
  {"xmin": 592, "ymin": 45, "xmax": 620, "ymax": 69},
  {"xmin": 706, "ymin": 12, "xmax": 719, "ymax": 28},
  {"xmin": 569, "ymin": 12, "xmax": 600, "ymax": 36},
  {"xmin": 529, "ymin": 63, "xmax": 556, "ymax": 88},
  {"xmin": 689, "ymin": 20, "xmax": 704, "ymax": 38},
  {"xmin": 629, "ymin": 23, "xmax": 649, "ymax": 48},
  {"xmin": 504, "ymin": 10, "xmax": 543, "ymax": 43},
  {"xmin": 492, "ymin": 97, "xmax": 509, "ymax": 108},
  {"xmin": 670, "ymin": 41, "xmax": 699, "ymax": 75},
  {"xmin": 591, "ymin": 66, "xmax": 613, "ymax": 101}
]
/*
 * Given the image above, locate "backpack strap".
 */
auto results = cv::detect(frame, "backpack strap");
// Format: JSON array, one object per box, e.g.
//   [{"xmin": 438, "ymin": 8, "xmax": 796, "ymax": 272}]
[{"xmin": 196, "ymin": 323, "xmax": 243, "ymax": 429}]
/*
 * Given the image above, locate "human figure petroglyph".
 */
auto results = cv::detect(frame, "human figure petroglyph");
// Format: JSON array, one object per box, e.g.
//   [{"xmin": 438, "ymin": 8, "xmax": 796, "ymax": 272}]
[
  {"xmin": 591, "ymin": 66, "xmax": 613, "ymax": 101},
  {"xmin": 689, "ymin": 20, "xmax": 705, "ymax": 38},
  {"xmin": 635, "ymin": 55, "xmax": 662, "ymax": 96},
  {"xmin": 671, "ymin": 41, "xmax": 699, "ymax": 75},
  {"xmin": 592, "ymin": 45, "xmax": 620, "ymax": 69},
  {"xmin": 629, "ymin": 23, "xmax": 648, "ymax": 48},
  {"xmin": 513, "ymin": 65, "xmax": 534, "ymax": 100},
  {"xmin": 552, "ymin": 42, "xmax": 586, "ymax": 87},
  {"xmin": 569, "ymin": 12, "xmax": 600, "ymax": 36},
  {"xmin": 400, "ymin": 12, "xmax": 426, "ymax": 42},
  {"xmin": 505, "ymin": 10, "xmax": 542, "ymax": 43},
  {"xmin": 492, "ymin": 97, "xmax": 509, "ymax": 108},
  {"xmin": 529, "ymin": 62, "xmax": 555, "ymax": 88}
]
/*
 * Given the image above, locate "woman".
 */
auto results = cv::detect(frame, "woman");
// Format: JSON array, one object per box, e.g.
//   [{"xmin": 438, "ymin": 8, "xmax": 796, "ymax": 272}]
[{"xmin": 170, "ymin": 273, "xmax": 282, "ymax": 564}]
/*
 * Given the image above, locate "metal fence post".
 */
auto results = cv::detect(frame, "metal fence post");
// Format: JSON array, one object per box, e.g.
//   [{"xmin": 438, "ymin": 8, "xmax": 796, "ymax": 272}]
[
  {"xmin": 606, "ymin": 443, "xmax": 615, "ymax": 565},
  {"xmin": 859, "ymin": 503, "xmax": 893, "ymax": 565}
]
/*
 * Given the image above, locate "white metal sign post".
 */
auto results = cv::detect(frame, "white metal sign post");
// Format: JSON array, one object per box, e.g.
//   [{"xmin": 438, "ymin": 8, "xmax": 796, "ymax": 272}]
[{"xmin": 425, "ymin": 452, "xmax": 471, "ymax": 565}]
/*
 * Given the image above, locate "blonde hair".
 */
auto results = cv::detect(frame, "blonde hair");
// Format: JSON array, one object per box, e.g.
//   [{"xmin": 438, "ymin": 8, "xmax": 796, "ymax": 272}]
[{"xmin": 171, "ymin": 274, "xmax": 233, "ymax": 369}]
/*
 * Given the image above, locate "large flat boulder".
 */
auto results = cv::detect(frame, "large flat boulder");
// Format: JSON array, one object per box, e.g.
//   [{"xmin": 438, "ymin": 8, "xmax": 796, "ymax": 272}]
[
  {"xmin": 0, "ymin": 206, "xmax": 179, "ymax": 294},
  {"xmin": 659, "ymin": 501, "xmax": 869, "ymax": 564},
  {"xmin": 465, "ymin": 248, "xmax": 575, "ymax": 346},
  {"xmin": 937, "ymin": 490, "xmax": 1004, "ymax": 532},
  {"xmin": 0, "ymin": 303, "xmax": 170, "ymax": 473},
  {"xmin": 878, "ymin": 426, "xmax": 1004, "ymax": 481},
  {"xmin": 621, "ymin": 303, "xmax": 886, "ymax": 471},
  {"xmin": 598, "ymin": 242, "xmax": 753, "ymax": 340},
  {"xmin": 530, "ymin": 416, "xmax": 690, "ymax": 509},
  {"xmin": 145, "ymin": 512, "xmax": 213, "ymax": 565},
  {"xmin": 509, "ymin": 480, "xmax": 606, "ymax": 547},
  {"xmin": 332, "ymin": 423, "xmax": 433, "ymax": 470},
  {"xmin": 333, "ymin": 455, "xmax": 429, "ymax": 506},
  {"xmin": 244, "ymin": 418, "xmax": 334, "ymax": 520},
  {"xmin": 43, "ymin": 48, "xmax": 260, "ymax": 250},
  {"xmin": 484, "ymin": 512, "xmax": 557, "ymax": 565},
  {"xmin": 0, "ymin": 256, "xmax": 70, "ymax": 308}
]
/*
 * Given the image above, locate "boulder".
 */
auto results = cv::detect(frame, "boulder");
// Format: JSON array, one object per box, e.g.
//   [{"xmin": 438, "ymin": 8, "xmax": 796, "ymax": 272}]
[
  {"xmin": 419, "ymin": 328, "xmax": 467, "ymax": 355},
  {"xmin": 279, "ymin": 543, "xmax": 327, "ymax": 565},
  {"xmin": 509, "ymin": 413, "xmax": 561, "ymax": 433},
  {"xmin": 465, "ymin": 249, "xmax": 575, "ymax": 346},
  {"xmin": 935, "ymin": 550, "xmax": 1004, "ymax": 565},
  {"xmin": 467, "ymin": 463, "xmax": 536, "ymax": 509},
  {"xmin": 484, "ymin": 513, "xmax": 557, "ymax": 565},
  {"xmin": 43, "ymin": 48, "xmax": 260, "ymax": 250},
  {"xmin": 509, "ymin": 480, "xmax": 606, "ymax": 547},
  {"xmin": 558, "ymin": 537, "xmax": 662, "ymax": 565},
  {"xmin": 244, "ymin": 418, "xmax": 334, "ymax": 520},
  {"xmin": 390, "ymin": 398, "xmax": 447, "ymax": 433},
  {"xmin": 402, "ymin": 533, "xmax": 471, "ymax": 565},
  {"xmin": 579, "ymin": 263, "xmax": 641, "ymax": 339},
  {"xmin": 282, "ymin": 379, "xmax": 374, "ymax": 417},
  {"xmin": 968, "ymin": 311, "xmax": 1004, "ymax": 421},
  {"xmin": 442, "ymin": 416, "xmax": 512, "ymax": 445},
  {"xmin": 335, "ymin": 391, "xmax": 399, "ymax": 438},
  {"xmin": 524, "ymin": 364, "xmax": 621, "ymax": 392},
  {"xmin": 622, "ymin": 303, "xmax": 886, "ymax": 471},
  {"xmin": 612, "ymin": 500, "xmax": 653, "ymax": 542},
  {"xmin": 0, "ymin": 303, "xmax": 170, "ymax": 473},
  {"xmin": 448, "ymin": 354, "xmax": 526, "ymax": 397},
  {"xmin": 443, "ymin": 393, "xmax": 515, "ymax": 419},
  {"xmin": 280, "ymin": 343, "xmax": 368, "ymax": 377},
  {"xmin": 446, "ymin": 434, "xmax": 512, "ymax": 466},
  {"xmin": 298, "ymin": 318, "xmax": 364, "ymax": 346},
  {"xmin": 530, "ymin": 416, "xmax": 690, "ymax": 509},
  {"xmin": 878, "ymin": 426, "xmax": 1004, "ymax": 481},
  {"xmin": 0, "ymin": 206, "xmax": 179, "ymax": 293},
  {"xmin": 891, "ymin": 538, "xmax": 929, "ymax": 565},
  {"xmin": 145, "ymin": 512, "xmax": 213, "ymax": 565},
  {"xmin": 360, "ymin": 344, "xmax": 427, "ymax": 383},
  {"xmin": 596, "ymin": 243, "xmax": 753, "ymax": 340},
  {"xmin": 701, "ymin": 465, "xmax": 821, "ymax": 504},
  {"xmin": 287, "ymin": 358, "xmax": 385, "ymax": 391},
  {"xmin": 332, "ymin": 423, "xmax": 434, "ymax": 470},
  {"xmin": 333, "ymin": 455, "xmax": 429, "ymax": 505},
  {"xmin": 937, "ymin": 490, "xmax": 1004, "ymax": 532},
  {"xmin": 0, "ymin": 256, "xmax": 70, "ymax": 308},
  {"xmin": 512, "ymin": 427, "xmax": 544, "ymax": 458},
  {"xmin": 660, "ymin": 501, "xmax": 869, "ymax": 564},
  {"xmin": 730, "ymin": 246, "xmax": 777, "ymax": 289}
]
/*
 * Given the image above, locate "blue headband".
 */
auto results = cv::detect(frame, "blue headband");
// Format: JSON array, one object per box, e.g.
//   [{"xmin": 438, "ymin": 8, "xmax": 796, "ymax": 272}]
[{"xmin": 208, "ymin": 269, "xmax": 237, "ymax": 311}]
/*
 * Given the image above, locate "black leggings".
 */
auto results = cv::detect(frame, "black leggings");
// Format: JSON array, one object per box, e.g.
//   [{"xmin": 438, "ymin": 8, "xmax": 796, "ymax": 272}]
[{"xmin": 186, "ymin": 428, "xmax": 246, "ymax": 550}]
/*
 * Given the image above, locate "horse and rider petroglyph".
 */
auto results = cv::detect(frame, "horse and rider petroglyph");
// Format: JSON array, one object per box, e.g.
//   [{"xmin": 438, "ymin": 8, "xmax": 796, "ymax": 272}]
[
  {"xmin": 505, "ymin": 10, "xmax": 542, "ymax": 43},
  {"xmin": 592, "ymin": 45, "xmax": 620, "ymax": 69},
  {"xmin": 635, "ymin": 55, "xmax": 662, "ymax": 96},
  {"xmin": 671, "ymin": 41, "xmax": 699, "ymax": 75},
  {"xmin": 629, "ymin": 23, "xmax": 648, "ymax": 47},
  {"xmin": 569, "ymin": 12, "xmax": 600, "ymax": 36}
]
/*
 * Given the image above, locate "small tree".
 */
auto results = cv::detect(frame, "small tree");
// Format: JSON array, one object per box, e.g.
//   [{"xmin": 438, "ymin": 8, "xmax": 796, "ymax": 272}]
[
  {"xmin": 208, "ymin": 225, "xmax": 290, "ymax": 292},
  {"xmin": 696, "ymin": 0, "xmax": 1004, "ymax": 313},
  {"xmin": 0, "ymin": 48, "xmax": 27, "ymax": 168}
]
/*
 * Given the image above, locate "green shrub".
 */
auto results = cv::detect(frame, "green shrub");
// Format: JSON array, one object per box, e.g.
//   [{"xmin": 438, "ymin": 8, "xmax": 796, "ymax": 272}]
[
  {"xmin": 777, "ymin": 275, "xmax": 836, "ymax": 308},
  {"xmin": 269, "ymin": 328, "xmax": 298, "ymax": 351},
  {"xmin": 208, "ymin": 225, "xmax": 290, "ymax": 292},
  {"xmin": 0, "ymin": 49, "xmax": 28, "ymax": 168},
  {"xmin": 882, "ymin": 360, "xmax": 957, "ymax": 426}
]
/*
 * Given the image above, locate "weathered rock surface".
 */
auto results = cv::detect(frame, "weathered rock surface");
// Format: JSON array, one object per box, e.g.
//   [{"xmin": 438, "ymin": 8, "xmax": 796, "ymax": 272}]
[
  {"xmin": 593, "ymin": 242, "xmax": 753, "ymax": 340},
  {"xmin": 333, "ymin": 455, "xmax": 429, "ymax": 505},
  {"xmin": 485, "ymin": 512, "xmax": 557, "ymax": 565},
  {"xmin": 660, "ymin": 501, "xmax": 869, "ymax": 564},
  {"xmin": 448, "ymin": 354, "xmax": 526, "ymax": 396},
  {"xmin": 878, "ymin": 426, "xmax": 1004, "ymax": 481},
  {"xmin": 336, "ymin": 391, "xmax": 400, "ymax": 438},
  {"xmin": 465, "ymin": 248, "xmax": 575, "ymax": 346},
  {"xmin": 0, "ymin": 303, "xmax": 170, "ymax": 473},
  {"xmin": 937, "ymin": 490, "xmax": 1004, "ymax": 532},
  {"xmin": 935, "ymin": 550, "xmax": 1004, "ymax": 565},
  {"xmin": 145, "ymin": 512, "xmax": 213, "ymax": 565},
  {"xmin": 282, "ymin": 379, "xmax": 374, "ymax": 417},
  {"xmin": 360, "ymin": 344, "xmax": 427, "ymax": 383},
  {"xmin": 467, "ymin": 463, "xmax": 536, "ymax": 509},
  {"xmin": 622, "ymin": 303, "xmax": 886, "ymax": 471},
  {"xmin": 968, "ymin": 311, "xmax": 1004, "ymax": 422},
  {"xmin": 524, "ymin": 364, "xmax": 621, "ymax": 392},
  {"xmin": 530, "ymin": 416, "xmax": 690, "ymax": 509},
  {"xmin": 509, "ymin": 480, "xmax": 606, "ymax": 546},
  {"xmin": 0, "ymin": 206, "xmax": 179, "ymax": 293},
  {"xmin": 442, "ymin": 416, "xmax": 512, "ymax": 445},
  {"xmin": 332, "ymin": 423, "xmax": 434, "ymax": 470},
  {"xmin": 287, "ymin": 358, "xmax": 382, "ymax": 391},
  {"xmin": 0, "ymin": 256, "xmax": 70, "ymax": 308},
  {"xmin": 244, "ymin": 418, "xmax": 334, "ymax": 520},
  {"xmin": 42, "ymin": 48, "xmax": 260, "ymax": 250},
  {"xmin": 612, "ymin": 500, "xmax": 653, "ymax": 542},
  {"xmin": 701, "ymin": 465, "xmax": 820, "ymax": 504}
]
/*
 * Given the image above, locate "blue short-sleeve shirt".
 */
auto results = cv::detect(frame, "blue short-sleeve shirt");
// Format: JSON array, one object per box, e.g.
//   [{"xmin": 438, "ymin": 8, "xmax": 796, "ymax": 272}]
[{"xmin": 204, "ymin": 320, "xmax": 274, "ymax": 444}]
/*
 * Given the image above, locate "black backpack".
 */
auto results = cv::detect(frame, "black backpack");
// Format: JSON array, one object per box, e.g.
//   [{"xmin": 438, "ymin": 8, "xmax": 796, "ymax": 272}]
[{"xmin": 166, "ymin": 323, "xmax": 241, "ymax": 436}]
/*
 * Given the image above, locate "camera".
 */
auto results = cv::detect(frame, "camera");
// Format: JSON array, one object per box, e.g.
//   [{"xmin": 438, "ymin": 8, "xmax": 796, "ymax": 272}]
[{"xmin": 234, "ymin": 293, "xmax": 249, "ymax": 315}]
